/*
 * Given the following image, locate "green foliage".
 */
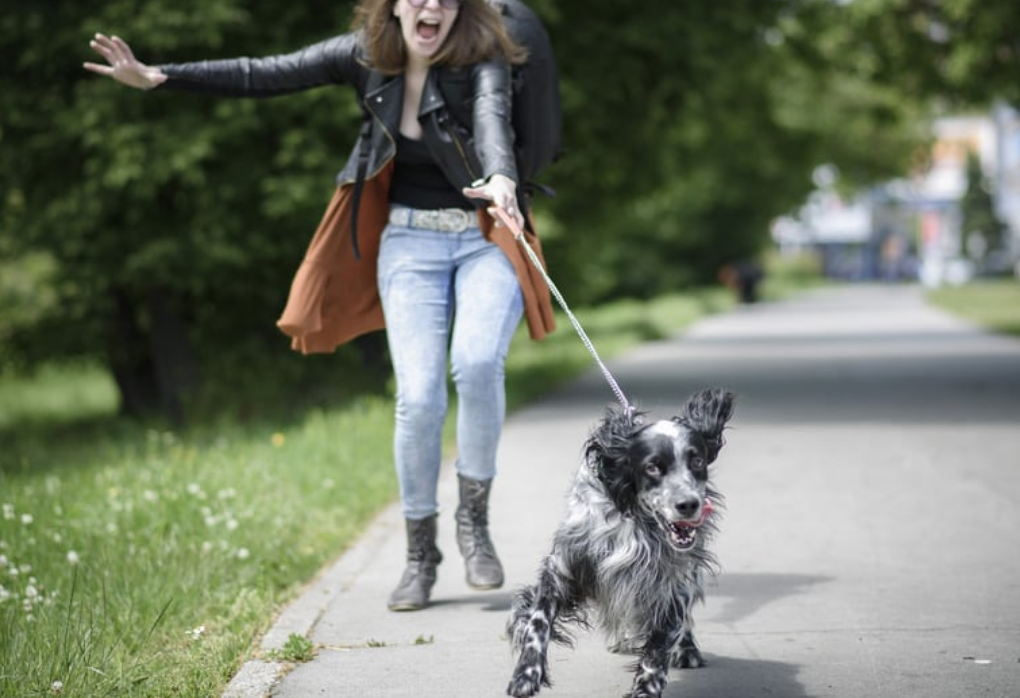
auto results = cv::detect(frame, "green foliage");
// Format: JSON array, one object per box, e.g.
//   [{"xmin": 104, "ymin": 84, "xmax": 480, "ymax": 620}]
[
  {"xmin": 959, "ymin": 151, "xmax": 1006, "ymax": 259},
  {"xmin": 1, "ymin": 0, "xmax": 996, "ymax": 420},
  {"xmin": 1, "ymin": 1, "xmax": 363, "ymax": 410},
  {"xmin": 536, "ymin": 0, "xmax": 928, "ymax": 303},
  {"xmin": 835, "ymin": 0, "xmax": 1020, "ymax": 108}
]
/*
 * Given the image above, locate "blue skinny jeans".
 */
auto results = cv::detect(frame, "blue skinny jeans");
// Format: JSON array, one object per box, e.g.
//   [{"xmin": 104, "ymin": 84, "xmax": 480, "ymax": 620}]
[{"xmin": 377, "ymin": 207, "xmax": 524, "ymax": 520}]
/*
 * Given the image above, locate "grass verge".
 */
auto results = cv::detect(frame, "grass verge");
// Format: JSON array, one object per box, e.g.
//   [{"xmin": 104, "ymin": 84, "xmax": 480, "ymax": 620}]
[
  {"xmin": 0, "ymin": 287, "xmax": 733, "ymax": 698},
  {"xmin": 925, "ymin": 277, "xmax": 1020, "ymax": 339}
]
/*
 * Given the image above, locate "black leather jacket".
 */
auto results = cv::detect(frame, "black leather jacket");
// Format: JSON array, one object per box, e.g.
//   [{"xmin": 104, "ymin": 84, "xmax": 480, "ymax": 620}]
[{"xmin": 157, "ymin": 32, "xmax": 518, "ymax": 198}]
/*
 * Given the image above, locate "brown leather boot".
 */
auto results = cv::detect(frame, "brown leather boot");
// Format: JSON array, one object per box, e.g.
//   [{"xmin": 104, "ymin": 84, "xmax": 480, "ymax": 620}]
[
  {"xmin": 454, "ymin": 475, "xmax": 504, "ymax": 590},
  {"xmin": 387, "ymin": 515, "xmax": 442, "ymax": 612}
]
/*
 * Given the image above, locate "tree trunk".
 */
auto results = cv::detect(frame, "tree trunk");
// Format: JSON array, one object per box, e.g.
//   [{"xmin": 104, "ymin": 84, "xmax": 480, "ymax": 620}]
[{"xmin": 106, "ymin": 288, "xmax": 200, "ymax": 424}]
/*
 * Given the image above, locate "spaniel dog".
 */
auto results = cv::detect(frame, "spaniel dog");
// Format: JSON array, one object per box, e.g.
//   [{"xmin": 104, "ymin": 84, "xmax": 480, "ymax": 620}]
[{"xmin": 507, "ymin": 388, "xmax": 735, "ymax": 698}]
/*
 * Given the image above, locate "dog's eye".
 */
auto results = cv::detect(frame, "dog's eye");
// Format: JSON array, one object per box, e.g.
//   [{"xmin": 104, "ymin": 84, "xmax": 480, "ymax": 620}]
[
  {"xmin": 644, "ymin": 460, "xmax": 663, "ymax": 477},
  {"xmin": 689, "ymin": 455, "xmax": 706, "ymax": 473}
]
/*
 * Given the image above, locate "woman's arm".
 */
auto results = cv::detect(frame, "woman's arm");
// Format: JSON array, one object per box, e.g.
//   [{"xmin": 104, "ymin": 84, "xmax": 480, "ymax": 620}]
[
  {"xmin": 84, "ymin": 34, "xmax": 167, "ymax": 90},
  {"xmin": 463, "ymin": 58, "xmax": 521, "ymax": 226},
  {"xmin": 85, "ymin": 32, "xmax": 364, "ymax": 98},
  {"xmin": 469, "ymin": 58, "xmax": 517, "ymax": 183}
]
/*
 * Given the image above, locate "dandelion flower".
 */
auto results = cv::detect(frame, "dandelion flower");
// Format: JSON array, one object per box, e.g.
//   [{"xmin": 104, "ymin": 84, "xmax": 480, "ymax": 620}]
[
  {"xmin": 21, "ymin": 514, "xmax": 33, "ymax": 525},
  {"xmin": 271, "ymin": 432, "xmax": 285, "ymax": 448},
  {"xmin": 50, "ymin": 680, "xmax": 64, "ymax": 694},
  {"xmin": 236, "ymin": 548, "xmax": 250, "ymax": 560},
  {"xmin": 66, "ymin": 551, "xmax": 80, "ymax": 566},
  {"xmin": 2, "ymin": 504, "xmax": 13, "ymax": 521}
]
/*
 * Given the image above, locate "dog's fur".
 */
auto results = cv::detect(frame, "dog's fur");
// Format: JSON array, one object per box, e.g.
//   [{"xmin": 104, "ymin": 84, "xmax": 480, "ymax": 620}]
[{"xmin": 507, "ymin": 388, "xmax": 735, "ymax": 698}]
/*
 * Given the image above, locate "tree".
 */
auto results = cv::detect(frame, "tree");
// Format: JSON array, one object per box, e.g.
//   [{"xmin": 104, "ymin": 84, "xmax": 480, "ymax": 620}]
[
  {"xmin": 959, "ymin": 151, "xmax": 1006, "ymax": 263},
  {"xmin": 0, "ymin": 0, "xmax": 945, "ymax": 420},
  {"xmin": 535, "ymin": 0, "xmax": 927, "ymax": 301},
  {"xmin": 1, "ymin": 1, "xmax": 363, "ymax": 419},
  {"xmin": 817, "ymin": 0, "xmax": 1020, "ymax": 108}
]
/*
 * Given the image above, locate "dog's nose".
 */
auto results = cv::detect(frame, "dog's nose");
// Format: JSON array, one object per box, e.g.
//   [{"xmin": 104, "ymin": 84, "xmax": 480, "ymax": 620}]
[{"xmin": 675, "ymin": 497, "xmax": 701, "ymax": 519}]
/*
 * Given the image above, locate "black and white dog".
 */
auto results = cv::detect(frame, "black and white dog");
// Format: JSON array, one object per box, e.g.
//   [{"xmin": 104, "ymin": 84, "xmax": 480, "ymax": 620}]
[{"xmin": 507, "ymin": 388, "xmax": 735, "ymax": 698}]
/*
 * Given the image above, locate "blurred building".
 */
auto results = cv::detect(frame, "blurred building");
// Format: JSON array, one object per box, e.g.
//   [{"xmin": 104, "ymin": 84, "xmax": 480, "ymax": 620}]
[{"xmin": 772, "ymin": 104, "xmax": 1020, "ymax": 285}]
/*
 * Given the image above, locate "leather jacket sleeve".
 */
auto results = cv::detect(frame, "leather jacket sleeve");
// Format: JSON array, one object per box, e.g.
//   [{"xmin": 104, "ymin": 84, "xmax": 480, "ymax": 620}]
[
  {"xmin": 468, "ymin": 58, "xmax": 517, "ymax": 185},
  {"xmin": 156, "ymin": 33, "xmax": 365, "ymax": 97},
  {"xmin": 155, "ymin": 32, "xmax": 518, "ymax": 198}
]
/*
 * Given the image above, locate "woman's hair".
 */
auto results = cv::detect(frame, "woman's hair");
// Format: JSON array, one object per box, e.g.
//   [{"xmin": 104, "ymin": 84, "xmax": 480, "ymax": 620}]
[{"xmin": 352, "ymin": 0, "xmax": 527, "ymax": 75}]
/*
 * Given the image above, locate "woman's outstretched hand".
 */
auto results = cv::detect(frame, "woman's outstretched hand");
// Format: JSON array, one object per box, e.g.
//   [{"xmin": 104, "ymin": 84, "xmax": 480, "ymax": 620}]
[
  {"xmin": 83, "ymin": 33, "xmax": 167, "ymax": 90},
  {"xmin": 462, "ymin": 173, "xmax": 524, "ymax": 230}
]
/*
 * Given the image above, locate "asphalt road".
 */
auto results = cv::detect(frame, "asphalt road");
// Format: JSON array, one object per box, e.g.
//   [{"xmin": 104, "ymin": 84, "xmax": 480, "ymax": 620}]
[{"xmin": 224, "ymin": 283, "xmax": 1020, "ymax": 698}]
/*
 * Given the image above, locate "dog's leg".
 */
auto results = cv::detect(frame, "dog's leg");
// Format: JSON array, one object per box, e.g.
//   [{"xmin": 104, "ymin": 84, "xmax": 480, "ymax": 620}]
[
  {"xmin": 626, "ymin": 626, "xmax": 682, "ymax": 698},
  {"xmin": 507, "ymin": 558, "xmax": 570, "ymax": 698},
  {"xmin": 670, "ymin": 588, "xmax": 705, "ymax": 669},
  {"xmin": 672, "ymin": 627, "xmax": 706, "ymax": 669},
  {"xmin": 627, "ymin": 592, "xmax": 693, "ymax": 698}
]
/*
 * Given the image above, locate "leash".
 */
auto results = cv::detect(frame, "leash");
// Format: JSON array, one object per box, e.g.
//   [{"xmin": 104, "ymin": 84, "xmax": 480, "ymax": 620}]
[{"xmin": 493, "ymin": 207, "xmax": 635, "ymax": 415}]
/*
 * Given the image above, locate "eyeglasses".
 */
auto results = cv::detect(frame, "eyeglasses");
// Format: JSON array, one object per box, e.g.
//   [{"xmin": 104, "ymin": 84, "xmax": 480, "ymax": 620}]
[{"xmin": 407, "ymin": 0, "xmax": 462, "ymax": 9}]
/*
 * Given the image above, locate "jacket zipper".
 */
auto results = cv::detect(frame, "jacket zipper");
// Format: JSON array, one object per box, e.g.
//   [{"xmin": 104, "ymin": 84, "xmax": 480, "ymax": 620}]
[{"xmin": 438, "ymin": 111, "xmax": 480, "ymax": 184}]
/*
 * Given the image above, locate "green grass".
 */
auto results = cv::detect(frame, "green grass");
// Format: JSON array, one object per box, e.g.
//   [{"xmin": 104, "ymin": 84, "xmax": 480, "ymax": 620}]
[
  {"xmin": 1, "ymin": 396, "xmax": 396, "ymax": 697},
  {"xmin": 925, "ymin": 278, "xmax": 1020, "ymax": 339},
  {"xmin": 0, "ymin": 287, "xmax": 734, "ymax": 698}
]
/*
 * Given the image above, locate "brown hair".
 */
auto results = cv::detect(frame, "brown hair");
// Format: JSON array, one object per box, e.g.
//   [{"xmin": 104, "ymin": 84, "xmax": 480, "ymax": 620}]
[{"xmin": 352, "ymin": 0, "xmax": 527, "ymax": 75}]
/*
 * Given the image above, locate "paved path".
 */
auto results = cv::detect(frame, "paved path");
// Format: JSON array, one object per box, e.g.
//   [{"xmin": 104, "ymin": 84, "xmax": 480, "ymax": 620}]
[{"xmin": 224, "ymin": 284, "xmax": 1020, "ymax": 698}]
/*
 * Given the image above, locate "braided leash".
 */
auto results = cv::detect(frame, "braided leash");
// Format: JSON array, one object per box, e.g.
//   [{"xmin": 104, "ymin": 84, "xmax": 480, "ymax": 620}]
[{"xmin": 493, "ymin": 207, "xmax": 634, "ymax": 415}]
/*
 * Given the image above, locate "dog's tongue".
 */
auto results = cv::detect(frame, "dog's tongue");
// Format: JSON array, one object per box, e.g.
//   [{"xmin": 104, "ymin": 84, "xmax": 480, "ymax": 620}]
[{"xmin": 689, "ymin": 498, "xmax": 714, "ymax": 528}]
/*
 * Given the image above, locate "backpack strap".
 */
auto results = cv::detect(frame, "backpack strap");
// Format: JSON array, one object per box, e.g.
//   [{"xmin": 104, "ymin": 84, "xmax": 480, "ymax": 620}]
[
  {"xmin": 350, "ymin": 71, "xmax": 388, "ymax": 260},
  {"xmin": 349, "ymin": 118, "xmax": 372, "ymax": 260}
]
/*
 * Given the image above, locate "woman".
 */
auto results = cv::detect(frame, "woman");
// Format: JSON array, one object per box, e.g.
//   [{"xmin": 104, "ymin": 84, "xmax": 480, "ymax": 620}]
[{"xmin": 85, "ymin": 0, "xmax": 555, "ymax": 612}]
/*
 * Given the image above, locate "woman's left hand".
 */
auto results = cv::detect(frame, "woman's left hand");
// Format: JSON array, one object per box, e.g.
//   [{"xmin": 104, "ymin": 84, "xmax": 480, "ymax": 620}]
[{"xmin": 462, "ymin": 174, "xmax": 523, "ymax": 229}]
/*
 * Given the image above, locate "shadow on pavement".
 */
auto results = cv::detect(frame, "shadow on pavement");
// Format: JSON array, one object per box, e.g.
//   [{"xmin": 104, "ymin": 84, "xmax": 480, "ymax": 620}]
[
  {"xmin": 707, "ymin": 573, "xmax": 833, "ymax": 626},
  {"xmin": 668, "ymin": 655, "xmax": 808, "ymax": 698}
]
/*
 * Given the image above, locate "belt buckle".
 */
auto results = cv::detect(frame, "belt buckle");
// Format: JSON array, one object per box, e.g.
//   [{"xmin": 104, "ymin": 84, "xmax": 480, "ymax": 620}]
[{"xmin": 446, "ymin": 208, "xmax": 471, "ymax": 233}]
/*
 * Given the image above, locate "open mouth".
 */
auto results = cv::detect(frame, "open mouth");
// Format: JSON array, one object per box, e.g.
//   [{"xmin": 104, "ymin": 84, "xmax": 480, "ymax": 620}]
[
  {"xmin": 661, "ymin": 498, "xmax": 713, "ymax": 551},
  {"xmin": 416, "ymin": 19, "xmax": 441, "ymax": 41},
  {"xmin": 667, "ymin": 521, "xmax": 699, "ymax": 550}
]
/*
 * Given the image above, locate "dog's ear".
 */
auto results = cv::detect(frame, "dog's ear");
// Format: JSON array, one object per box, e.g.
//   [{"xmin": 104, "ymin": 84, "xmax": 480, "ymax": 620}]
[
  {"xmin": 584, "ymin": 405, "xmax": 644, "ymax": 513},
  {"xmin": 677, "ymin": 388, "xmax": 735, "ymax": 464}
]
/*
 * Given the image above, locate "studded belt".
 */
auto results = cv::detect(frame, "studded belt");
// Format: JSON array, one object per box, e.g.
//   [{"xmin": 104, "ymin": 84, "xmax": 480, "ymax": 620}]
[{"xmin": 388, "ymin": 206, "xmax": 476, "ymax": 233}]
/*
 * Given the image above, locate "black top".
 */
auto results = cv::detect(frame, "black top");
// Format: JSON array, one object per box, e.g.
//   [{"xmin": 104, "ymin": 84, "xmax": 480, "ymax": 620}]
[{"xmin": 390, "ymin": 134, "xmax": 473, "ymax": 211}]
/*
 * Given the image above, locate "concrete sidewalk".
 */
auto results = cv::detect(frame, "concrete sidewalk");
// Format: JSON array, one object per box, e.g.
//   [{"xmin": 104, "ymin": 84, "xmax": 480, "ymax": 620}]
[{"xmin": 224, "ymin": 284, "xmax": 1020, "ymax": 698}]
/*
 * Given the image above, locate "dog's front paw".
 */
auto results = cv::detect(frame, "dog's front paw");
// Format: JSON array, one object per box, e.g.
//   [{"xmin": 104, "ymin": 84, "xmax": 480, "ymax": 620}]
[
  {"xmin": 671, "ymin": 640, "xmax": 706, "ymax": 669},
  {"xmin": 507, "ymin": 665, "xmax": 545, "ymax": 698},
  {"xmin": 623, "ymin": 682, "xmax": 665, "ymax": 698}
]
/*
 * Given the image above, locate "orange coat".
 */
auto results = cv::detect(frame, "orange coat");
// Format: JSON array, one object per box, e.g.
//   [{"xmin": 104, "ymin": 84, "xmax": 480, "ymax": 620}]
[{"xmin": 276, "ymin": 163, "xmax": 556, "ymax": 354}]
